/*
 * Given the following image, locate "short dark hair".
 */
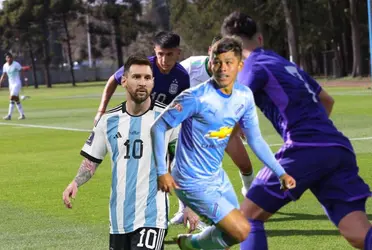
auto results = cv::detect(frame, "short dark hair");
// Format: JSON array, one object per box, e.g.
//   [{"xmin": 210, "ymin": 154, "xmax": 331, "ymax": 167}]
[
  {"xmin": 211, "ymin": 36, "xmax": 243, "ymax": 59},
  {"xmin": 4, "ymin": 52, "xmax": 13, "ymax": 58},
  {"xmin": 221, "ymin": 11, "xmax": 258, "ymax": 39},
  {"xmin": 153, "ymin": 31, "xmax": 180, "ymax": 49},
  {"xmin": 123, "ymin": 54, "xmax": 152, "ymax": 76},
  {"xmin": 211, "ymin": 35, "xmax": 222, "ymax": 46}
]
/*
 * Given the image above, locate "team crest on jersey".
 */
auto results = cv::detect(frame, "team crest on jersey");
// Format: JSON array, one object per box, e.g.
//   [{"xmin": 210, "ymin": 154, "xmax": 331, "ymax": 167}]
[
  {"xmin": 171, "ymin": 102, "xmax": 183, "ymax": 112},
  {"xmin": 169, "ymin": 79, "xmax": 179, "ymax": 94},
  {"xmin": 86, "ymin": 131, "xmax": 95, "ymax": 146}
]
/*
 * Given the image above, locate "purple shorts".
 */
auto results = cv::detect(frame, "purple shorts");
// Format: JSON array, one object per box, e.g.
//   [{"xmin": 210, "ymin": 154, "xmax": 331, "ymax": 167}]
[{"xmin": 247, "ymin": 146, "xmax": 371, "ymax": 226}]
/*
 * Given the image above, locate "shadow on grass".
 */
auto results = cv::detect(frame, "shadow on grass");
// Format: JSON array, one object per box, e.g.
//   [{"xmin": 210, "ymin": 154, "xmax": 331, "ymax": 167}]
[
  {"xmin": 267, "ymin": 229, "xmax": 340, "ymax": 237},
  {"xmin": 269, "ymin": 211, "xmax": 372, "ymax": 222}
]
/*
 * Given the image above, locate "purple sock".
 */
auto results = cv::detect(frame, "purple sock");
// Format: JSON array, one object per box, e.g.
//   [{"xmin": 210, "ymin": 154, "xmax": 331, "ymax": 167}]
[
  {"xmin": 365, "ymin": 227, "xmax": 372, "ymax": 250},
  {"xmin": 240, "ymin": 219, "xmax": 268, "ymax": 250}
]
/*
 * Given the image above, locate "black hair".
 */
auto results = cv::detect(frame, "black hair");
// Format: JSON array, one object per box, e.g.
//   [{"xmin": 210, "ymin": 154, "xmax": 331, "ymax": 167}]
[
  {"xmin": 211, "ymin": 35, "xmax": 222, "ymax": 46},
  {"xmin": 153, "ymin": 31, "xmax": 180, "ymax": 49},
  {"xmin": 221, "ymin": 11, "xmax": 258, "ymax": 39},
  {"xmin": 123, "ymin": 54, "xmax": 152, "ymax": 76},
  {"xmin": 4, "ymin": 52, "xmax": 13, "ymax": 58},
  {"xmin": 211, "ymin": 36, "xmax": 243, "ymax": 59}
]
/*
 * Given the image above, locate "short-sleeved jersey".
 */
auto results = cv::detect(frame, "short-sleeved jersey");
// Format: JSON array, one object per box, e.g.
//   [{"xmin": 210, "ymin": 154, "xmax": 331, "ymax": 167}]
[
  {"xmin": 114, "ymin": 56, "xmax": 190, "ymax": 105},
  {"xmin": 3, "ymin": 61, "xmax": 22, "ymax": 86},
  {"xmin": 238, "ymin": 48, "xmax": 353, "ymax": 152},
  {"xmin": 160, "ymin": 79, "xmax": 258, "ymax": 189},
  {"xmin": 180, "ymin": 56, "xmax": 211, "ymax": 87},
  {"xmin": 80, "ymin": 100, "xmax": 178, "ymax": 234}
]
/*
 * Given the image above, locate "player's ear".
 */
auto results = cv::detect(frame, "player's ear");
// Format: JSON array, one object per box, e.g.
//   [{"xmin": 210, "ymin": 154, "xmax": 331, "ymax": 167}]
[
  {"xmin": 238, "ymin": 60, "xmax": 244, "ymax": 72},
  {"xmin": 121, "ymin": 75, "xmax": 127, "ymax": 88}
]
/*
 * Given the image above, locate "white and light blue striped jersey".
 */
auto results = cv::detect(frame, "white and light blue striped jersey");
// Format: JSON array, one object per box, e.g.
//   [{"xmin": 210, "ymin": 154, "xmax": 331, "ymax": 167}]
[
  {"xmin": 80, "ymin": 101, "xmax": 178, "ymax": 234},
  {"xmin": 160, "ymin": 79, "xmax": 257, "ymax": 190},
  {"xmin": 180, "ymin": 56, "xmax": 211, "ymax": 87}
]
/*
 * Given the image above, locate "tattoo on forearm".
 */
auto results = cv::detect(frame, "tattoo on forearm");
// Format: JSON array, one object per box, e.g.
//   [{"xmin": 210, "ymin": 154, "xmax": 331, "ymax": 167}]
[{"xmin": 74, "ymin": 158, "xmax": 99, "ymax": 187}]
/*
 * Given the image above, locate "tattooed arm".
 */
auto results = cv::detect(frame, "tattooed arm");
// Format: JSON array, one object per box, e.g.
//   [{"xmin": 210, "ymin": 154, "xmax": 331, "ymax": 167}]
[
  {"xmin": 62, "ymin": 158, "xmax": 100, "ymax": 208},
  {"xmin": 74, "ymin": 158, "xmax": 100, "ymax": 187}
]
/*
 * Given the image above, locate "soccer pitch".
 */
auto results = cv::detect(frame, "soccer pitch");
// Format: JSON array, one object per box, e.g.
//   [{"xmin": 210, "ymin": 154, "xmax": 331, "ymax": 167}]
[{"xmin": 0, "ymin": 83, "xmax": 371, "ymax": 250}]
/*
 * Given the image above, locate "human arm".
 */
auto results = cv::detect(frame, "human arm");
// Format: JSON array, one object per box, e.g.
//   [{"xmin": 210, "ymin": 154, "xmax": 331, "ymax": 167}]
[
  {"xmin": 0, "ymin": 72, "xmax": 6, "ymax": 87},
  {"xmin": 94, "ymin": 67, "xmax": 123, "ymax": 124},
  {"xmin": 239, "ymin": 90, "xmax": 296, "ymax": 190},
  {"xmin": 151, "ymin": 90, "xmax": 198, "ymax": 192},
  {"xmin": 62, "ymin": 119, "xmax": 107, "ymax": 208}
]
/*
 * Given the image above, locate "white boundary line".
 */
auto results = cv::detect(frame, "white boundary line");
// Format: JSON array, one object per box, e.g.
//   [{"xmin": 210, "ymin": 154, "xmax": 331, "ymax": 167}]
[{"xmin": 1, "ymin": 122, "xmax": 372, "ymax": 146}]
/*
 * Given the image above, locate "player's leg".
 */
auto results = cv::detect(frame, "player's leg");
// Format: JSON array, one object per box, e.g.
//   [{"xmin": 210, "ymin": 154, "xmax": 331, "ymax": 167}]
[
  {"xmin": 109, "ymin": 233, "xmax": 130, "ymax": 250},
  {"xmin": 3, "ymin": 86, "xmax": 15, "ymax": 120},
  {"xmin": 176, "ymin": 170, "xmax": 250, "ymax": 249},
  {"xmin": 240, "ymin": 146, "xmax": 335, "ymax": 250},
  {"xmin": 311, "ymin": 147, "xmax": 372, "ymax": 249},
  {"xmin": 169, "ymin": 199, "xmax": 186, "ymax": 225},
  {"xmin": 130, "ymin": 227, "xmax": 167, "ymax": 250},
  {"xmin": 11, "ymin": 85, "xmax": 25, "ymax": 119}
]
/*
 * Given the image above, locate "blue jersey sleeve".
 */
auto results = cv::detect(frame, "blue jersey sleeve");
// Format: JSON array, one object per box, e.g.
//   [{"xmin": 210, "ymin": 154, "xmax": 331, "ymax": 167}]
[
  {"xmin": 238, "ymin": 63, "xmax": 268, "ymax": 93},
  {"xmin": 114, "ymin": 66, "xmax": 124, "ymax": 84},
  {"xmin": 239, "ymin": 90, "xmax": 286, "ymax": 178},
  {"xmin": 160, "ymin": 89, "xmax": 198, "ymax": 128}
]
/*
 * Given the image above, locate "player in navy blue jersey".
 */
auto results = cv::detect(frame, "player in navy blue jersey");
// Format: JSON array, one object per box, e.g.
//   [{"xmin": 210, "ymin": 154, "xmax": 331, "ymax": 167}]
[{"xmin": 94, "ymin": 31, "xmax": 190, "ymax": 124}]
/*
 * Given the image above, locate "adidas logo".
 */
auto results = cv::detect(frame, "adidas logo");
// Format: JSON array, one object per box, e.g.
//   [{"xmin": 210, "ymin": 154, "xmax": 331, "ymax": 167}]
[{"xmin": 114, "ymin": 132, "xmax": 122, "ymax": 139}]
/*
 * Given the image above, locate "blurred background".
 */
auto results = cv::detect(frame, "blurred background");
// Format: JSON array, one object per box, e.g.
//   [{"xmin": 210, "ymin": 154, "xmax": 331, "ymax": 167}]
[{"xmin": 0, "ymin": 0, "xmax": 370, "ymax": 87}]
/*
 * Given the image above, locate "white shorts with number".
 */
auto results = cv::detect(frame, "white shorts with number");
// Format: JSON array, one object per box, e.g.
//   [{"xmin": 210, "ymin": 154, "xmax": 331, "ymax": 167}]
[{"xmin": 9, "ymin": 84, "xmax": 21, "ymax": 96}]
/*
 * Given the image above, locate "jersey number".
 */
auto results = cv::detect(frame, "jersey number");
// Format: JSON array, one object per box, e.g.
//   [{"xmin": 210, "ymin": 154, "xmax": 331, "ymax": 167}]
[
  {"xmin": 151, "ymin": 92, "xmax": 167, "ymax": 103},
  {"xmin": 137, "ymin": 228, "xmax": 157, "ymax": 249},
  {"xmin": 284, "ymin": 66, "xmax": 318, "ymax": 103},
  {"xmin": 124, "ymin": 139, "xmax": 143, "ymax": 159}
]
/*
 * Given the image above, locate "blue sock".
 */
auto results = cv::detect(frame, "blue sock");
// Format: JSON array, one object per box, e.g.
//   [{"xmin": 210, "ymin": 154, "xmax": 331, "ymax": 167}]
[
  {"xmin": 365, "ymin": 227, "xmax": 372, "ymax": 250},
  {"xmin": 240, "ymin": 219, "xmax": 268, "ymax": 250}
]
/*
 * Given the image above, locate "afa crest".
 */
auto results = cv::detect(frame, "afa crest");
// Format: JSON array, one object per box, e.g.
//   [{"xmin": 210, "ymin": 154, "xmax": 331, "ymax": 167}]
[{"xmin": 169, "ymin": 79, "xmax": 179, "ymax": 94}]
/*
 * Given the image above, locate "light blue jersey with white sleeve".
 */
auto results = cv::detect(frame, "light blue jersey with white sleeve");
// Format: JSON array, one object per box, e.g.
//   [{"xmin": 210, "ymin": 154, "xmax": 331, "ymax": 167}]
[{"xmin": 156, "ymin": 79, "xmax": 286, "ymax": 190}]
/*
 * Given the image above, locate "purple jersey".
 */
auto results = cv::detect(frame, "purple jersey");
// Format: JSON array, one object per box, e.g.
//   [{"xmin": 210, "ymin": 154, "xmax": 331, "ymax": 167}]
[
  {"xmin": 114, "ymin": 56, "xmax": 190, "ymax": 105},
  {"xmin": 238, "ymin": 48, "xmax": 352, "ymax": 151}
]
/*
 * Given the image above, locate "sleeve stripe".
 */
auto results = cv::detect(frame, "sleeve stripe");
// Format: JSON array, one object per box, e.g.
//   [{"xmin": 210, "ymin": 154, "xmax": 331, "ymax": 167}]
[{"xmin": 80, "ymin": 150, "xmax": 103, "ymax": 164}]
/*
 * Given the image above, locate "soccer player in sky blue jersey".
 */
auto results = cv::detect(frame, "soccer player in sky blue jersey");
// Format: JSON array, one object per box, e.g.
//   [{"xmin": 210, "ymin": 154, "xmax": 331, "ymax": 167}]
[
  {"xmin": 63, "ymin": 55, "xmax": 177, "ymax": 250},
  {"xmin": 222, "ymin": 11, "xmax": 372, "ymax": 250},
  {"xmin": 151, "ymin": 37, "xmax": 296, "ymax": 250},
  {"xmin": 94, "ymin": 31, "xmax": 190, "ymax": 124}
]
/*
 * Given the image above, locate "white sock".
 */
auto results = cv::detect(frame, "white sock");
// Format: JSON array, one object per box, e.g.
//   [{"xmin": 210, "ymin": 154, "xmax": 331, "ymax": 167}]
[
  {"xmin": 190, "ymin": 225, "xmax": 234, "ymax": 249},
  {"xmin": 16, "ymin": 102, "xmax": 24, "ymax": 116},
  {"xmin": 8, "ymin": 101, "xmax": 15, "ymax": 116},
  {"xmin": 178, "ymin": 199, "xmax": 186, "ymax": 213}
]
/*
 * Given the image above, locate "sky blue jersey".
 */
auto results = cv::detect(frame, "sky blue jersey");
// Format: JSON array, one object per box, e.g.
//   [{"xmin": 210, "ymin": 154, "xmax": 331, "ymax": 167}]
[{"xmin": 153, "ymin": 79, "xmax": 285, "ymax": 188}]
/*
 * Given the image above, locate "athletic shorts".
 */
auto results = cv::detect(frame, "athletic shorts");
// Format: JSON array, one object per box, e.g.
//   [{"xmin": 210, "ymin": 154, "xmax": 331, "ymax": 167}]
[
  {"xmin": 9, "ymin": 84, "xmax": 21, "ymax": 96},
  {"xmin": 174, "ymin": 169, "xmax": 239, "ymax": 225},
  {"xmin": 109, "ymin": 227, "xmax": 167, "ymax": 250},
  {"xmin": 248, "ymin": 146, "xmax": 371, "ymax": 226}
]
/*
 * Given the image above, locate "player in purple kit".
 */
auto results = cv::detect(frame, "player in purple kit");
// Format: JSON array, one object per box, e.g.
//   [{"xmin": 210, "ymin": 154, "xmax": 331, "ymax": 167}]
[
  {"xmin": 94, "ymin": 31, "xmax": 190, "ymax": 123},
  {"xmin": 221, "ymin": 11, "xmax": 372, "ymax": 250}
]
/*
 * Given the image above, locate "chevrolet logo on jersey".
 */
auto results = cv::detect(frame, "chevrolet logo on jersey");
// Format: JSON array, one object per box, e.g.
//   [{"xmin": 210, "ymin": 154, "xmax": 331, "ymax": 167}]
[{"xmin": 205, "ymin": 126, "xmax": 233, "ymax": 140}]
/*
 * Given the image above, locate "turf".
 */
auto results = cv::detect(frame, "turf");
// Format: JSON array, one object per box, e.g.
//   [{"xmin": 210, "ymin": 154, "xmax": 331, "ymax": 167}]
[{"xmin": 0, "ymin": 82, "xmax": 371, "ymax": 249}]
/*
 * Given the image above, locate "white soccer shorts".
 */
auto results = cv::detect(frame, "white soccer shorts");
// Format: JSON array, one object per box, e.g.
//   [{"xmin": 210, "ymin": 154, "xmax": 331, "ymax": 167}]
[{"xmin": 9, "ymin": 84, "xmax": 21, "ymax": 96}]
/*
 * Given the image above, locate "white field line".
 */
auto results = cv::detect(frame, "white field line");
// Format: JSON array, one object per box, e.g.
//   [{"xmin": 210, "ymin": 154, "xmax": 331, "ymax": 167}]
[{"xmin": 1, "ymin": 122, "xmax": 372, "ymax": 146}]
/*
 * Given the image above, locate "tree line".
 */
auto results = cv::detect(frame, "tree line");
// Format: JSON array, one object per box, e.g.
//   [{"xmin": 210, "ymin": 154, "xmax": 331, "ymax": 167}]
[{"xmin": 0, "ymin": 0, "xmax": 369, "ymax": 87}]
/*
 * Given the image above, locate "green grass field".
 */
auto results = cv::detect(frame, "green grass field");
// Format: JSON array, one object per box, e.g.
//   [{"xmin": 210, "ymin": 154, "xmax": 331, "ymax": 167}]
[{"xmin": 1, "ymin": 82, "xmax": 372, "ymax": 250}]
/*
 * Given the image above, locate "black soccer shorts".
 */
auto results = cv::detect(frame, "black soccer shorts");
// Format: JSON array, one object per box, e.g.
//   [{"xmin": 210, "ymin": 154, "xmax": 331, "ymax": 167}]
[{"xmin": 109, "ymin": 227, "xmax": 167, "ymax": 250}]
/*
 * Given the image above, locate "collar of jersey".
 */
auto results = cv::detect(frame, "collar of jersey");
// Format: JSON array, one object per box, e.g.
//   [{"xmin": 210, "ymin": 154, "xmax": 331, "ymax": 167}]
[
  {"xmin": 121, "ymin": 98, "xmax": 155, "ymax": 117},
  {"xmin": 210, "ymin": 79, "xmax": 232, "ymax": 98}
]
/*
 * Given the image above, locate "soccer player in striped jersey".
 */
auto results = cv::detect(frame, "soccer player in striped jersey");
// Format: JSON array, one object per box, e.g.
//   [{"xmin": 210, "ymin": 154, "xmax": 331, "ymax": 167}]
[
  {"xmin": 151, "ymin": 36, "xmax": 296, "ymax": 250},
  {"xmin": 62, "ymin": 55, "xmax": 176, "ymax": 250},
  {"xmin": 169, "ymin": 36, "xmax": 255, "ymax": 228}
]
